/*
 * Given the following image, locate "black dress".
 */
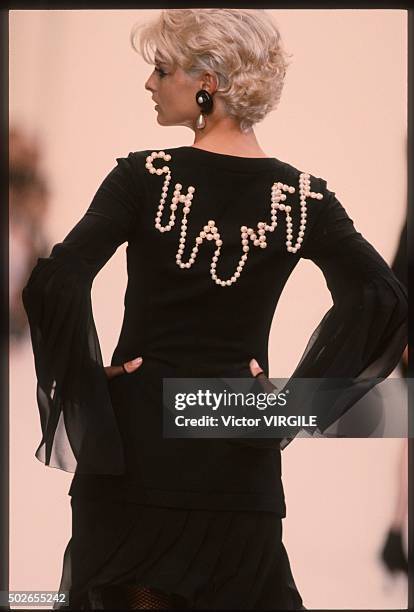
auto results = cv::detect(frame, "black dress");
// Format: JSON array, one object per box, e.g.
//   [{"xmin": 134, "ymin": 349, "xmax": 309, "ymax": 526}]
[{"xmin": 22, "ymin": 146, "xmax": 407, "ymax": 610}]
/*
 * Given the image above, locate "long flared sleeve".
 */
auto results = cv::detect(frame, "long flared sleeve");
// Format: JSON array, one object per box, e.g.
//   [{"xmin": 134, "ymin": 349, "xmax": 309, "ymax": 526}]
[
  {"xmin": 277, "ymin": 181, "xmax": 408, "ymax": 448},
  {"xmin": 22, "ymin": 153, "xmax": 142, "ymax": 474}
]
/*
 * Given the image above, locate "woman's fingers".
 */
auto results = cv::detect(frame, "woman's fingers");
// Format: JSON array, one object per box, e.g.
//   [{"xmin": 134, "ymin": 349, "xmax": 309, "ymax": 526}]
[
  {"xmin": 249, "ymin": 358, "xmax": 277, "ymax": 393},
  {"xmin": 123, "ymin": 357, "xmax": 143, "ymax": 374},
  {"xmin": 249, "ymin": 358, "xmax": 263, "ymax": 377},
  {"xmin": 104, "ymin": 356, "xmax": 143, "ymax": 380}
]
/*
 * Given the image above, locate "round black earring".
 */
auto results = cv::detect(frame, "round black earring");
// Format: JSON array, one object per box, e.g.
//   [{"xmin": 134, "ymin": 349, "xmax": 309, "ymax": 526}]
[
  {"xmin": 195, "ymin": 89, "xmax": 214, "ymax": 129},
  {"xmin": 195, "ymin": 89, "xmax": 213, "ymax": 113}
]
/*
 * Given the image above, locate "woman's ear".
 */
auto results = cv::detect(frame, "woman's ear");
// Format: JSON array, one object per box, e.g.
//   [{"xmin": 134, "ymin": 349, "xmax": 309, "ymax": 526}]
[{"xmin": 200, "ymin": 71, "xmax": 218, "ymax": 95}]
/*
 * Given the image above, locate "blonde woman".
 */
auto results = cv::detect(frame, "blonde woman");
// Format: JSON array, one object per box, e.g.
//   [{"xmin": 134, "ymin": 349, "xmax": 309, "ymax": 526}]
[{"xmin": 22, "ymin": 9, "xmax": 407, "ymax": 610}]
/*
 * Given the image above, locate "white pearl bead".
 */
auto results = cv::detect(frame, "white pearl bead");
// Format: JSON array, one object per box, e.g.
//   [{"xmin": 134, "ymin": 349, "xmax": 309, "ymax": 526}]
[
  {"xmin": 200, "ymin": 231, "xmax": 206, "ymax": 238},
  {"xmin": 243, "ymin": 246, "xmax": 249, "ymax": 252}
]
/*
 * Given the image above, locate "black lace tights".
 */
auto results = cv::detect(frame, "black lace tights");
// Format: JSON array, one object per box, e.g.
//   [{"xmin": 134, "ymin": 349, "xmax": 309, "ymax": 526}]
[
  {"xmin": 100, "ymin": 584, "xmax": 189, "ymax": 610},
  {"xmin": 123, "ymin": 585, "xmax": 175, "ymax": 609}
]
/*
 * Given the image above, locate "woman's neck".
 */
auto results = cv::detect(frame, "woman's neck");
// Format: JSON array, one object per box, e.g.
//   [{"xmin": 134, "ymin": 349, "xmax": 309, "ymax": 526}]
[{"xmin": 191, "ymin": 116, "xmax": 270, "ymax": 158}]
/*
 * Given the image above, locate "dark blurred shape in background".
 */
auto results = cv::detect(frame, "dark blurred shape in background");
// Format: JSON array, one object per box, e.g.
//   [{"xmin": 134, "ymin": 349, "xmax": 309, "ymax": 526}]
[{"xmin": 9, "ymin": 125, "xmax": 51, "ymax": 343}]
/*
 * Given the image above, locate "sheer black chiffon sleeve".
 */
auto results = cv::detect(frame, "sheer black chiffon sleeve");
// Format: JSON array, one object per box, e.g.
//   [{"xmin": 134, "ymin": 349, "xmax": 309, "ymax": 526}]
[
  {"xmin": 278, "ymin": 181, "xmax": 408, "ymax": 448},
  {"xmin": 22, "ymin": 155, "xmax": 141, "ymax": 474}
]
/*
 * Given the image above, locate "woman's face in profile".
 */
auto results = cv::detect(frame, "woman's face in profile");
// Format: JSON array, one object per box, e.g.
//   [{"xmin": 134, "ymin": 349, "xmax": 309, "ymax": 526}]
[{"xmin": 144, "ymin": 55, "xmax": 200, "ymax": 129}]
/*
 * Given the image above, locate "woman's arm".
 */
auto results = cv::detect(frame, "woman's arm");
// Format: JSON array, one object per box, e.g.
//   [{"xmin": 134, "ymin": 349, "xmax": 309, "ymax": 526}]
[
  {"xmin": 22, "ymin": 153, "xmax": 143, "ymax": 475},
  {"xmin": 292, "ymin": 184, "xmax": 407, "ymax": 428},
  {"xmin": 248, "ymin": 180, "xmax": 407, "ymax": 449}
]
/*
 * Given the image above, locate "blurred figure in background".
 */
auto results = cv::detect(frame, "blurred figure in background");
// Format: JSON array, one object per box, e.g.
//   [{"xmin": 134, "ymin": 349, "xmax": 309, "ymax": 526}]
[
  {"xmin": 379, "ymin": 220, "xmax": 408, "ymax": 580},
  {"xmin": 9, "ymin": 126, "xmax": 50, "ymax": 345}
]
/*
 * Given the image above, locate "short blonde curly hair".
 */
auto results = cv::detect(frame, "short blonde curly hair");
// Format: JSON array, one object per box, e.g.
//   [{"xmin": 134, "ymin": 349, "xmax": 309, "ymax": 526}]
[{"xmin": 130, "ymin": 9, "xmax": 292, "ymax": 132}]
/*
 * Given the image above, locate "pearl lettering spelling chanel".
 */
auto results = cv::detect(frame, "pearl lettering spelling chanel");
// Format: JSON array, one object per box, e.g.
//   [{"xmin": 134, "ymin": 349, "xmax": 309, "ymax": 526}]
[{"xmin": 145, "ymin": 150, "xmax": 323, "ymax": 287}]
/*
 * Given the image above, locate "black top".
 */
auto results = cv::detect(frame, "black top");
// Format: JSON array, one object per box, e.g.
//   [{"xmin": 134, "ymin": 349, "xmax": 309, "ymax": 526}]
[
  {"xmin": 392, "ymin": 221, "xmax": 407, "ymax": 289},
  {"xmin": 22, "ymin": 146, "xmax": 408, "ymax": 513},
  {"xmin": 391, "ymin": 220, "xmax": 407, "ymax": 378}
]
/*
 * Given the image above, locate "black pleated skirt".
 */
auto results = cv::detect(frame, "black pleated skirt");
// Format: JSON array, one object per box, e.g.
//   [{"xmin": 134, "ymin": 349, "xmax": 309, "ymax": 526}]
[{"xmin": 54, "ymin": 496, "xmax": 304, "ymax": 610}]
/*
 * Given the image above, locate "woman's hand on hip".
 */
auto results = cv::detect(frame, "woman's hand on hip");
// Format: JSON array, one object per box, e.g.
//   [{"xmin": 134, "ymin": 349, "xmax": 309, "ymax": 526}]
[
  {"xmin": 104, "ymin": 356, "xmax": 143, "ymax": 380},
  {"xmin": 249, "ymin": 358, "xmax": 277, "ymax": 393}
]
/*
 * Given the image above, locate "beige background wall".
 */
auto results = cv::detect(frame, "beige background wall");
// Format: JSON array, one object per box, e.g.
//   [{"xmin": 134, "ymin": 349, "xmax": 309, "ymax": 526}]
[{"xmin": 10, "ymin": 9, "xmax": 407, "ymax": 609}]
